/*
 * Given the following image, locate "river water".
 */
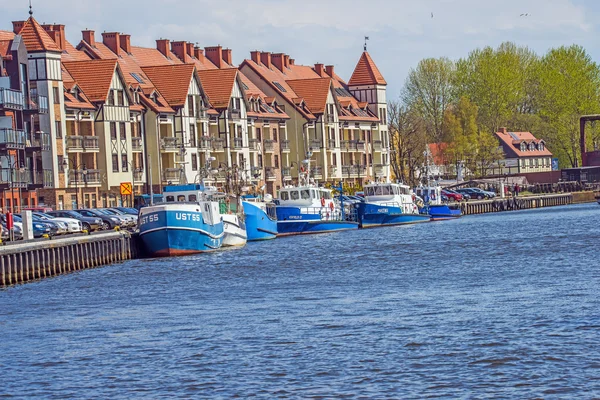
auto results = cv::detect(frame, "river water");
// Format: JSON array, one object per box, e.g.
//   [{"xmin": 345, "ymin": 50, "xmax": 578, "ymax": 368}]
[{"xmin": 1, "ymin": 203, "xmax": 599, "ymax": 398}]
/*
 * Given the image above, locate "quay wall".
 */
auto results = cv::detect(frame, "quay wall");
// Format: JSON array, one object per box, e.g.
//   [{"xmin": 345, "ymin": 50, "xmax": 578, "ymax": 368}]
[
  {"xmin": 572, "ymin": 191, "xmax": 597, "ymax": 204},
  {"xmin": 459, "ymin": 193, "xmax": 573, "ymax": 216},
  {"xmin": 0, "ymin": 231, "xmax": 138, "ymax": 287}
]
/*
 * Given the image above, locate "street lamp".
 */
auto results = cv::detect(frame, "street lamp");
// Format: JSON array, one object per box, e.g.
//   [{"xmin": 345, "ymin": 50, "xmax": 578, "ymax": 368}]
[{"xmin": 62, "ymin": 159, "xmax": 86, "ymax": 209}]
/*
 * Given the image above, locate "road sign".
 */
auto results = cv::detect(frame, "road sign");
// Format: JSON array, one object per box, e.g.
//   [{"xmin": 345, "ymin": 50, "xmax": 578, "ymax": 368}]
[{"xmin": 120, "ymin": 182, "xmax": 133, "ymax": 196}]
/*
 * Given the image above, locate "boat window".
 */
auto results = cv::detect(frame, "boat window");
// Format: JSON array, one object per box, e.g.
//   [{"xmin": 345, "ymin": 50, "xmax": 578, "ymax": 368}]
[
  {"xmin": 281, "ymin": 191, "xmax": 289, "ymax": 201},
  {"xmin": 375, "ymin": 186, "xmax": 382, "ymax": 196},
  {"xmin": 365, "ymin": 187, "xmax": 374, "ymax": 197},
  {"xmin": 290, "ymin": 191, "xmax": 299, "ymax": 200},
  {"xmin": 323, "ymin": 191, "xmax": 331, "ymax": 200},
  {"xmin": 189, "ymin": 194, "xmax": 197, "ymax": 202},
  {"xmin": 166, "ymin": 195, "xmax": 175, "ymax": 202},
  {"xmin": 177, "ymin": 195, "xmax": 186, "ymax": 202},
  {"xmin": 301, "ymin": 189, "xmax": 310, "ymax": 200},
  {"xmin": 384, "ymin": 186, "xmax": 392, "ymax": 195}
]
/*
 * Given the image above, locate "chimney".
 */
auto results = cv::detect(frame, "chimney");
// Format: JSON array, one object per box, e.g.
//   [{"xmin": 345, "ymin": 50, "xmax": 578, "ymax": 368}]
[
  {"xmin": 171, "ymin": 41, "xmax": 189, "ymax": 63},
  {"xmin": 289, "ymin": 58, "xmax": 295, "ymax": 65},
  {"xmin": 186, "ymin": 43, "xmax": 195, "ymax": 58},
  {"xmin": 499, "ymin": 127, "xmax": 507, "ymax": 134},
  {"xmin": 42, "ymin": 24, "xmax": 66, "ymax": 51},
  {"xmin": 283, "ymin": 55, "xmax": 290, "ymax": 69},
  {"xmin": 222, "ymin": 49, "xmax": 232, "ymax": 66},
  {"xmin": 272, "ymin": 53, "xmax": 284, "ymax": 71},
  {"xmin": 250, "ymin": 50, "xmax": 261, "ymax": 65},
  {"xmin": 260, "ymin": 52, "xmax": 272, "ymax": 69},
  {"xmin": 325, "ymin": 65, "xmax": 335, "ymax": 78},
  {"xmin": 156, "ymin": 39, "xmax": 170, "ymax": 58},
  {"xmin": 205, "ymin": 46, "xmax": 223, "ymax": 68},
  {"xmin": 194, "ymin": 47, "xmax": 205, "ymax": 62},
  {"xmin": 12, "ymin": 21, "xmax": 25, "ymax": 34},
  {"xmin": 82, "ymin": 30, "xmax": 95, "ymax": 47},
  {"xmin": 120, "ymin": 34, "xmax": 131, "ymax": 54},
  {"xmin": 102, "ymin": 32, "xmax": 121, "ymax": 56},
  {"xmin": 314, "ymin": 63, "xmax": 324, "ymax": 76}
]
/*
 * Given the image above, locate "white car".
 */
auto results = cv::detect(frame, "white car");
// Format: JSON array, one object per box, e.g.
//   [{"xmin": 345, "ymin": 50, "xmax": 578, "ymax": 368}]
[{"xmin": 34, "ymin": 212, "xmax": 82, "ymax": 233}]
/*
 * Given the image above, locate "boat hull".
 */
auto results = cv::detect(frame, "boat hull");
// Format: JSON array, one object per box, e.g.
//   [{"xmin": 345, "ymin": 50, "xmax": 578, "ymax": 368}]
[
  {"xmin": 276, "ymin": 206, "xmax": 358, "ymax": 236},
  {"xmin": 424, "ymin": 204, "xmax": 462, "ymax": 221},
  {"xmin": 356, "ymin": 203, "xmax": 431, "ymax": 228},
  {"xmin": 222, "ymin": 214, "xmax": 247, "ymax": 247},
  {"xmin": 242, "ymin": 201, "xmax": 278, "ymax": 241},
  {"xmin": 138, "ymin": 205, "xmax": 224, "ymax": 257}
]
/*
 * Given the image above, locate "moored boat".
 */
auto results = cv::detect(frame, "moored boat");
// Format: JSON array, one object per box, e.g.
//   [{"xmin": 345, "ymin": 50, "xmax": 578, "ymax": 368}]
[
  {"xmin": 242, "ymin": 195, "xmax": 278, "ymax": 241},
  {"xmin": 415, "ymin": 186, "xmax": 462, "ymax": 221},
  {"xmin": 203, "ymin": 186, "xmax": 247, "ymax": 247},
  {"xmin": 356, "ymin": 183, "xmax": 431, "ymax": 228},
  {"xmin": 138, "ymin": 185, "xmax": 224, "ymax": 257}
]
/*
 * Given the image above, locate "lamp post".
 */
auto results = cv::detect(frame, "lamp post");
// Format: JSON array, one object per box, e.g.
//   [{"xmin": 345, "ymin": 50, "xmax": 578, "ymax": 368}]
[{"xmin": 62, "ymin": 159, "xmax": 86, "ymax": 209}]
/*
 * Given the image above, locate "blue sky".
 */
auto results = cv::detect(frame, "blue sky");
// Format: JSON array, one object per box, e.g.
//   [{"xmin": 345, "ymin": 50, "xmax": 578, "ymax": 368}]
[{"xmin": 1, "ymin": 0, "xmax": 598, "ymax": 99}]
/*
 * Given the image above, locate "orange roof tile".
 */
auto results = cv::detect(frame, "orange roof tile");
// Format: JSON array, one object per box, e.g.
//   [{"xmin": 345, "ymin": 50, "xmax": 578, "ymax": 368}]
[
  {"xmin": 197, "ymin": 68, "xmax": 238, "ymax": 109},
  {"xmin": 0, "ymin": 40, "xmax": 12, "ymax": 59},
  {"xmin": 348, "ymin": 52, "xmax": 387, "ymax": 86},
  {"xmin": 62, "ymin": 59, "xmax": 118, "ymax": 103},
  {"xmin": 129, "ymin": 46, "xmax": 182, "ymax": 67},
  {"xmin": 428, "ymin": 143, "xmax": 450, "ymax": 165},
  {"xmin": 141, "ymin": 64, "xmax": 196, "ymax": 108},
  {"xmin": 62, "ymin": 40, "xmax": 91, "ymax": 62},
  {"xmin": 0, "ymin": 30, "xmax": 14, "ymax": 41},
  {"xmin": 13, "ymin": 17, "xmax": 61, "ymax": 53},
  {"xmin": 286, "ymin": 78, "xmax": 331, "ymax": 114},
  {"xmin": 495, "ymin": 130, "xmax": 553, "ymax": 158}
]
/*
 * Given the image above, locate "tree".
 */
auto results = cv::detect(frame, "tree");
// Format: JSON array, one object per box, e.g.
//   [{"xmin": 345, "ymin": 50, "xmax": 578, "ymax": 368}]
[
  {"xmin": 388, "ymin": 100, "xmax": 428, "ymax": 186},
  {"xmin": 402, "ymin": 57, "xmax": 455, "ymax": 144},
  {"xmin": 537, "ymin": 45, "xmax": 600, "ymax": 167}
]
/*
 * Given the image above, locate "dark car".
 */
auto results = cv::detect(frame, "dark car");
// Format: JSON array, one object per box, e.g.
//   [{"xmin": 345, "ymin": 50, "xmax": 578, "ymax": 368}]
[
  {"xmin": 456, "ymin": 188, "xmax": 494, "ymax": 200},
  {"xmin": 76, "ymin": 209, "xmax": 124, "ymax": 230},
  {"xmin": 15, "ymin": 214, "xmax": 62, "ymax": 236},
  {"xmin": 48, "ymin": 210, "xmax": 103, "ymax": 232},
  {"xmin": 13, "ymin": 214, "xmax": 53, "ymax": 238},
  {"xmin": 113, "ymin": 207, "xmax": 139, "ymax": 216}
]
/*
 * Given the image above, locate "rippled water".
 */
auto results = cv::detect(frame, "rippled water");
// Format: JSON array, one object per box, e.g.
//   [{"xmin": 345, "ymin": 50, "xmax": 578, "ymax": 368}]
[{"xmin": 1, "ymin": 203, "xmax": 599, "ymax": 398}]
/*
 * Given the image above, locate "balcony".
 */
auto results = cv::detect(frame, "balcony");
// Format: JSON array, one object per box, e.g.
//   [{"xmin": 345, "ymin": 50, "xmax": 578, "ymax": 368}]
[
  {"xmin": 340, "ymin": 140, "xmax": 350, "ymax": 152},
  {"xmin": 248, "ymin": 138, "xmax": 259, "ymax": 152},
  {"xmin": 83, "ymin": 136, "xmax": 99, "ymax": 152},
  {"xmin": 265, "ymin": 167, "xmax": 276, "ymax": 181},
  {"xmin": 0, "ymin": 128, "xmax": 27, "ymax": 149},
  {"xmin": 328, "ymin": 139, "xmax": 337, "ymax": 149},
  {"xmin": 232, "ymin": 137, "xmax": 244, "ymax": 151},
  {"xmin": 329, "ymin": 165, "xmax": 338, "ymax": 175},
  {"xmin": 68, "ymin": 169, "xmax": 101, "ymax": 187},
  {"xmin": 134, "ymin": 168, "xmax": 144, "ymax": 183},
  {"xmin": 282, "ymin": 167, "xmax": 292, "ymax": 180},
  {"xmin": 0, "ymin": 168, "xmax": 29, "ymax": 189},
  {"xmin": 374, "ymin": 164, "xmax": 386, "ymax": 177},
  {"xmin": 373, "ymin": 141, "xmax": 383, "ymax": 152},
  {"xmin": 26, "ymin": 131, "xmax": 51, "ymax": 152},
  {"xmin": 66, "ymin": 136, "xmax": 83, "ymax": 152},
  {"xmin": 25, "ymin": 93, "xmax": 49, "ymax": 114},
  {"xmin": 325, "ymin": 114, "xmax": 335, "ymax": 123},
  {"xmin": 342, "ymin": 165, "xmax": 358, "ymax": 177},
  {"xmin": 196, "ymin": 108, "xmax": 208, "ymax": 119},
  {"xmin": 312, "ymin": 165, "xmax": 323, "ymax": 179},
  {"xmin": 161, "ymin": 137, "xmax": 183, "ymax": 153},
  {"xmin": 132, "ymin": 137, "xmax": 143, "ymax": 152},
  {"xmin": 251, "ymin": 166, "xmax": 262, "ymax": 178},
  {"xmin": 198, "ymin": 136, "xmax": 211, "ymax": 151},
  {"xmin": 356, "ymin": 141, "xmax": 366, "ymax": 152},
  {"xmin": 264, "ymin": 140, "xmax": 275, "ymax": 153},
  {"xmin": 0, "ymin": 88, "xmax": 24, "ymax": 110},
  {"xmin": 230, "ymin": 109, "xmax": 241, "ymax": 120},
  {"xmin": 212, "ymin": 138, "xmax": 225, "ymax": 152},
  {"xmin": 309, "ymin": 139, "xmax": 321, "ymax": 152},
  {"xmin": 28, "ymin": 169, "xmax": 53, "ymax": 189},
  {"xmin": 163, "ymin": 168, "xmax": 182, "ymax": 183},
  {"xmin": 281, "ymin": 140, "xmax": 291, "ymax": 153}
]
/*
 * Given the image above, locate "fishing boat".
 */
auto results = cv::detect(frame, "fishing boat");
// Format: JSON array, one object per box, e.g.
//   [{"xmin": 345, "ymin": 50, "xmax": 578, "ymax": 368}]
[
  {"xmin": 355, "ymin": 182, "xmax": 431, "ymax": 228},
  {"xmin": 137, "ymin": 184, "xmax": 224, "ymax": 257},
  {"xmin": 276, "ymin": 185, "xmax": 359, "ymax": 236},
  {"xmin": 415, "ymin": 186, "xmax": 462, "ymax": 221},
  {"xmin": 203, "ymin": 186, "xmax": 247, "ymax": 247},
  {"xmin": 242, "ymin": 195, "xmax": 278, "ymax": 241}
]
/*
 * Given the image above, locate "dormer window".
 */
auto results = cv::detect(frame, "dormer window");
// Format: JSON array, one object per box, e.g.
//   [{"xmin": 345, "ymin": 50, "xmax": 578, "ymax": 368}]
[
  {"xmin": 539, "ymin": 142, "xmax": 544, "ymax": 151},
  {"xmin": 520, "ymin": 143, "xmax": 526, "ymax": 152},
  {"xmin": 529, "ymin": 143, "xmax": 535, "ymax": 151}
]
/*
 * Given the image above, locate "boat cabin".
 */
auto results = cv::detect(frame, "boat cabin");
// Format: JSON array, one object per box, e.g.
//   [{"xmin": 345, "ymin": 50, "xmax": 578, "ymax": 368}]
[
  {"xmin": 415, "ymin": 186, "xmax": 443, "ymax": 205},
  {"xmin": 278, "ymin": 186, "xmax": 333, "ymax": 207},
  {"xmin": 364, "ymin": 183, "xmax": 411, "ymax": 198}
]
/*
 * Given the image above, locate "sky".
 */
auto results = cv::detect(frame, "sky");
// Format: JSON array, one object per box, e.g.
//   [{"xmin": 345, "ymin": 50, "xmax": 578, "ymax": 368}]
[{"xmin": 1, "ymin": 0, "xmax": 599, "ymax": 99}]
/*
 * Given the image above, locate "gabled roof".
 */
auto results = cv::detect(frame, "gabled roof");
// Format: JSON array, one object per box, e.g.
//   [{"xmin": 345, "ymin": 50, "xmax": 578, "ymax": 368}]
[
  {"xmin": 62, "ymin": 59, "xmax": 119, "ymax": 103},
  {"xmin": 348, "ymin": 52, "xmax": 387, "ymax": 86},
  {"xmin": 495, "ymin": 130, "xmax": 553, "ymax": 158},
  {"xmin": 286, "ymin": 78, "xmax": 331, "ymax": 115},
  {"xmin": 0, "ymin": 40, "xmax": 12, "ymax": 59},
  {"xmin": 0, "ymin": 30, "xmax": 14, "ymax": 41},
  {"xmin": 197, "ymin": 68, "xmax": 238, "ymax": 109},
  {"xmin": 141, "ymin": 64, "xmax": 196, "ymax": 108},
  {"xmin": 12, "ymin": 17, "xmax": 61, "ymax": 53}
]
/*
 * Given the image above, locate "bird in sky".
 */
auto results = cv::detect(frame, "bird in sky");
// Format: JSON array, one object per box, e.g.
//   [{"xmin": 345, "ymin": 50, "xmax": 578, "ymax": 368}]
[
  {"xmin": 520, "ymin": 13, "xmax": 530, "ymax": 17},
  {"xmin": 431, "ymin": 12, "xmax": 434, "ymax": 18}
]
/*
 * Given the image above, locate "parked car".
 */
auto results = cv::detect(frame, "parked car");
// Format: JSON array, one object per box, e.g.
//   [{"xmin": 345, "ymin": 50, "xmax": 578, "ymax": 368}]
[
  {"xmin": 113, "ymin": 207, "xmax": 139, "ymax": 216},
  {"xmin": 16, "ymin": 213, "xmax": 67, "ymax": 235},
  {"xmin": 0, "ymin": 224, "xmax": 9, "ymax": 241},
  {"xmin": 47, "ymin": 210, "xmax": 102, "ymax": 232},
  {"xmin": 455, "ymin": 188, "xmax": 495, "ymax": 200},
  {"xmin": 75, "ymin": 209, "xmax": 124, "ymax": 230},
  {"xmin": 21, "ymin": 207, "xmax": 53, "ymax": 213},
  {"xmin": 441, "ymin": 189, "xmax": 464, "ymax": 202},
  {"xmin": 101, "ymin": 208, "xmax": 137, "ymax": 228},
  {"xmin": 12, "ymin": 215, "xmax": 53, "ymax": 238},
  {"xmin": 33, "ymin": 212, "xmax": 82, "ymax": 233}
]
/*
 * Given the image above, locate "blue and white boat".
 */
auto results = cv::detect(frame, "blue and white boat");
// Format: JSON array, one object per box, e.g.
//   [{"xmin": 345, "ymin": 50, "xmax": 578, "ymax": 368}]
[
  {"xmin": 242, "ymin": 195, "xmax": 278, "ymax": 241},
  {"xmin": 276, "ymin": 186, "xmax": 359, "ymax": 236},
  {"xmin": 138, "ymin": 185, "xmax": 224, "ymax": 257},
  {"xmin": 201, "ymin": 186, "xmax": 247, "ymax": 247},
  {"xmin": 356, "ymin": 182, "xmax": 431, "ymax": 228},
  {"xmin": 415, "ymin": 186, "xmax": 462, "ymax": 221}
]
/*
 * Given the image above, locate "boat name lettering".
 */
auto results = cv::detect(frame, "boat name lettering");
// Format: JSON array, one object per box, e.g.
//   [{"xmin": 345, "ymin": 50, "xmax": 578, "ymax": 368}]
[
  {"xmin": 377, "ymin": 208, "xmax": 389, "ymax": 213},
  {"xmin": 288, "ymin": 215, "xmax": 303, "ymax": 220},
  {"xmin": 175, "ymin": 212, "xmax": 201, "ymax": 222},
  {"xmin": 139, "ymin": 213, "xmax": 159, "ymax": 225}
]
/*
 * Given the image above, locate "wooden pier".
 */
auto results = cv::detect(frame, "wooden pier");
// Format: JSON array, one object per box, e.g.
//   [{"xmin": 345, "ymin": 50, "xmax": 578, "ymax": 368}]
[
  {"xmin": 0, "ymin": 231, "xmax": 138, "ymax": 287},
  {"xmin": 459, "ymin": 193, "xmax": 573, "ymax": 216}
]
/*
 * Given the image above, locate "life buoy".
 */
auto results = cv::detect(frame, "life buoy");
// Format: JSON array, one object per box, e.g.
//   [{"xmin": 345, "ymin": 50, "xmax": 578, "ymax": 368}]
[
  {"xmin": 329, "ymin": 201, "xmax": 334, "ymax": 211},
  {"xmin": 321, "ymin": 197, "xmax": 326, "ymax": 207}
]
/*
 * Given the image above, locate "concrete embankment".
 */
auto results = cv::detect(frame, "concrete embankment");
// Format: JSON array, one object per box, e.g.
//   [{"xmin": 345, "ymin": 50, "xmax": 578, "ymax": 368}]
[
  {"xmin": 0, "ymin": 231, "xmax": 138, "ymax": 287},
  {"xmin": 458, "ymin": 193, "xmax": 574, "ymax": 216}
]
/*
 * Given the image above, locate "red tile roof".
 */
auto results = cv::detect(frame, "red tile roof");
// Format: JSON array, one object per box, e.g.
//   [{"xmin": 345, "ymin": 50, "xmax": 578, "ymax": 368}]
[
  {"xmin": 495, "ymin": 130, "xmax": 553, "ymax": 158},
  {"xmin": 62, "ymin": 59, "xmax": 119, "ymax": 103},
  {"xmin": 286, "ymin": 78, "xmax": 331, "ymax": 114},
  {"xmin": 428, "ymin": 143, "xmax": 450, "ymax": 165},
  {"xmin": 13, "ymin": 17, "xmax": 61, "ymax": 53},
  {"xmin": 348, "ymin": 52, "xmax": 387, "ymax": 86},
  {"xmin": 0, "ymin": 30, "xmax": 14, "ymax": 41},
  {"xmin": 141, "ymin": 64, "xmax": 196, "ymax": 108},
  {"xmin": 0, "ymin": 40, "xmax": 12, "ymax": 59},
  {"xmin": 62, "ymin": 40, "xmax": 91, "ymax": 62},
  {"xmin": 197, "ymin": 68, "xmax": 238, "ymax": 109}
]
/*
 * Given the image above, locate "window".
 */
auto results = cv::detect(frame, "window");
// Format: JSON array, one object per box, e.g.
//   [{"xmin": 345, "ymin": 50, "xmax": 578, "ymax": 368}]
[
  {"xmin": 122, "ymin": 154, "xmax": 129, "ymax": 172},
  {"xmin": 119, "ymin": 122, "xmax": 126, "ymax": 140},
  {"xmin": 281, "ymin": 191, "xmax": 289, "ymax": 201},
  {"xmin": 241, "ymin": 81, "xmax": 249, "ymax": 90},
  {"xmin": 112, "ymin": 154, "xmax": 119, "ymax": 172},
  {"xmin": 92, "ymin": 194, "xmax": 97, "ymax": 208},
  {"xmin": 301, "ymin": 189, "xmax": 310, "ymax": 200},
  {"xmin": 107, "ymin": 90, "xmax": 115, "ymax": 106},
  {"xmin": 189, "ymin": 194, "xmax": 197, "ymax": 202},
  {"xmin": 53, "ymin": 87, "xmax": 60, "ymax": 104},
  {"xmin": 256, "ymin": 128, "xmax": 262, "ymax": 141},
  {"xmin": 188, "ymin": 95, "xmax": 195, "ymax": 116},
  {"xmin": 110, "ymin": 122, "xmax": 117, "ymax": 140},
  {"xmin": 290, "ymin": 191, "xmax": 299, "ymax": 200},
  {"xmin": 166, "ymin": 196, "xmax": 175, "ymax": 202},
  {"xmin": 130, "ymin": 73, "xmax": 145, "ymax": 84},
  {"xmin": 71, "ymin": 195, "xmax": 77, "ymax": 209},
  {"xmin": 177, "ymin": 195, "xmax": 185, "ymax": 202},
  {"xmin": 191, "ymin": 154, "xmax": 198, "ymax": 171},
  {"xmin": 272, "ymin": 81, "xmax": 287, "ymax": 92},
  {"xmin": 117, "ymin": 90, "xmax": 125, "ymax": 106},
  {"xmin": 189, "ymin": 124, "xmax": 196, "ymax": 147},
  {"xmin": 274, "ymin": 155, "xmax": 279, "ymax": 168},
  {"xmin": 273, "ymin": 128, "xmax": 278, "ymax": 142},
  {"xmin": 55, "ymin": 121, "xmax": 62, "ymax": 138},
  {"xmin": 333, "ymin": 154, "xmax": 337, "ymax": 166}
]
